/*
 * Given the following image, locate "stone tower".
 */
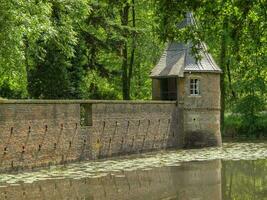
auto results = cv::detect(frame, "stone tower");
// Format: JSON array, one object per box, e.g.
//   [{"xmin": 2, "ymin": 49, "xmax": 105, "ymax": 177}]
[{"xmin": 150, "ymin": 12, "xmax": 222, "ymax": 147}]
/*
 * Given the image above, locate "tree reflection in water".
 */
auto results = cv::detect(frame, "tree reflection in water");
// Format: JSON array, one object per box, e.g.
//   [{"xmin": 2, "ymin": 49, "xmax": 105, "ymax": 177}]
[{"xmin": 222, "ymin": 159, "xmax": 267, "ymax": 200}]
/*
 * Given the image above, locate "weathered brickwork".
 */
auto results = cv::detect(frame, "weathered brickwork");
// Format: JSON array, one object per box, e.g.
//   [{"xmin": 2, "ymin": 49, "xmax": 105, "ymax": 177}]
[
  {"xmin": 0, "ymin": 86, "xmax": 221, "ymax": 172},
  {"xmin": 83, "ymin": 102, "xmax": 180, "ymax": 159},
  {"xmin": 152, "ymin": 72, "xmax": 222, "ymax": 147},
  {"xmin": 182, "ymin": 73, "xmax": 222, "ymax": 147},
  {"xmin": 0, "ymin": 101, "xmax": 179, "ymax": 172},
  {"xmin": 0, "ymin": 160, "xmax": 221, "ymax": 200},
  {"xmin": 0, "ymin": 103, "xmax": 82, "ymax": 172}
]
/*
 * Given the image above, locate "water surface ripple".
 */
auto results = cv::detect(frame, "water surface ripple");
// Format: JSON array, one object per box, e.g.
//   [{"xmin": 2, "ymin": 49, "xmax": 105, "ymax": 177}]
[{"xmin": 0, "ymin": 142, "xmax": 266, "ymax": 185}]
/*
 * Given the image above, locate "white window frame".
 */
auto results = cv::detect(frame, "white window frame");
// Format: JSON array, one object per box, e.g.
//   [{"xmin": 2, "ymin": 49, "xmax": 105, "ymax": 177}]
[{"xmin": 190, "ymin": 78, "xmax": 200, "ymax": 96}]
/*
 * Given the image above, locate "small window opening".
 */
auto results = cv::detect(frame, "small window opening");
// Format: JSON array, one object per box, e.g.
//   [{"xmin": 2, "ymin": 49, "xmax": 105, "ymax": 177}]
[
  {"xmin": 190, "ymin": 79, "xmax": 200, "ymax": 95},
  {"xmin": 4, "ymin": 147, "xmax": 7, "ymax": 154},
  {"xmin": 80, "ymin": 104, "xmax": 92, "ymax": 126},
  {"xmin": 22, "ymin": 146, "xmax": 25, "ymax": 153}
]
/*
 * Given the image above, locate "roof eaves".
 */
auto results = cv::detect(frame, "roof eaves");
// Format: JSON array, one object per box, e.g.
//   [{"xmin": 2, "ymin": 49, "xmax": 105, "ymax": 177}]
[
  {"xmin": 150, "ymin": 75, "xmax": 181, "ymax": 79},
  {"xmin": 184, "ymin": 69, "xmax": 223, "ymax": 74}
]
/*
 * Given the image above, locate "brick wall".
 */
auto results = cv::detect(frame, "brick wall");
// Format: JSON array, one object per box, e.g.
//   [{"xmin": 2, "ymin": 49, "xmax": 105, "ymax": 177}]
[
  {"xmin": 151, "ymin": 72, "xmax": 222, "ymax": 148},
  {"xmin": 0, "ymin": 100, "xmax": 179, "ymax": 172},
  {"xmin": 0, "ymin": 97, "xmax": 222, "ymax": 172},
  {"xmin": 182, "ymin": 73, "xmax": 222, "ymax": 147},
  {"xmin": 0, "ymin": 103, "xmax": 82, "ymax": 172},
  {"xmin": 81, "ymin": 102, "xmax": 180, "ymax": 159}
]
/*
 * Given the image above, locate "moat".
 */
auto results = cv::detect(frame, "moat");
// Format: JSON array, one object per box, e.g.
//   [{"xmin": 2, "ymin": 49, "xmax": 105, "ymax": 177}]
[{"xmin": 0, "ymin": 142, "xmax": 266, "ymax": 200}]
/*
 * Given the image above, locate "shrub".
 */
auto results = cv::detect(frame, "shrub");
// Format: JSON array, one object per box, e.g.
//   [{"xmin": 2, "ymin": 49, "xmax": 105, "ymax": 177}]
[{"xmin": 224, "ymin": 113, "xmax": 267, "ymax": 138}]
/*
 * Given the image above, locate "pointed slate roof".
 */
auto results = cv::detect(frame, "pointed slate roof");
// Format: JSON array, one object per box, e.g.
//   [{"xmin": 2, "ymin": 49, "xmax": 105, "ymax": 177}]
[{"xmin": 150, "ymin": 12, "xmax": 222, "ymax": 78}]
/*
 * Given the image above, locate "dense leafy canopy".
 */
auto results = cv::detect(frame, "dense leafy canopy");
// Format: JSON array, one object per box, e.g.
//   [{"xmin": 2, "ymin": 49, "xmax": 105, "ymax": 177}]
[{"xmin": 0, "ymin": 0, "xmax": 266, "ymax": 134}]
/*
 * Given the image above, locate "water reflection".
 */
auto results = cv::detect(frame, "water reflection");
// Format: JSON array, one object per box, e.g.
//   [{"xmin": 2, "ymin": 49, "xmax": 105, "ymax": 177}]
[
  {"xmin": 0, "ymin": 160, "xmax": 222, "ymax": 200},
  {"xmin": 222, "ymin": 159, "xmax": 267, "ymax": 200},
  {"xmin": 0, "ymin": 143, "xmax": 266, "ymax": 200}
]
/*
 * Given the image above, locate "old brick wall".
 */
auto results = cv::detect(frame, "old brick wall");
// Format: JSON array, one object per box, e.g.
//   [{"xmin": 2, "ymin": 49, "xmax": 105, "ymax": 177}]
[
  {"xmin": 0, "ymin": 103, "xmax": 82, "ymax": 172},
  {"xmin": 82, "ymin": 102, "xmax": 180, "ymax": 159},
  {"xmin": 0, "ymin": 101, "xmax": 179, "ymax": 171},
  {"xmin": 181, "ymin": 73, "xmax": 222, "ymax": 147}
]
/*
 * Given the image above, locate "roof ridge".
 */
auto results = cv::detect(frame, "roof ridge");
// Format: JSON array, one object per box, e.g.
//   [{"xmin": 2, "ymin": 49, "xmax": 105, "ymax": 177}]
[
  {"xmin": 184, "ymin": 45, "xmax": 188, "ymax": 70},
  {"xmin": 150, "ymin": 13, "xmax": 222, "ymax": 78}
]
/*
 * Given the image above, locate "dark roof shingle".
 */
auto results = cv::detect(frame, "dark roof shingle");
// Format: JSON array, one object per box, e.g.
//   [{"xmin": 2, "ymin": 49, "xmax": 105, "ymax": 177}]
[{"xmin": 150, "ymin": 12, "xmax": 222, "ymax": 78}]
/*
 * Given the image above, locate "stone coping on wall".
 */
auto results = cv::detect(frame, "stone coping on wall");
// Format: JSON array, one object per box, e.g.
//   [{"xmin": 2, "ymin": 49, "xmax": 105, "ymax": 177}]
[
  {"xmin": 184, "ymin": 107, "xmax": 221, "ymax": 111},
  {"xmin": 0, "ymin": 99, "xmax": 177, "ymax": 104}
]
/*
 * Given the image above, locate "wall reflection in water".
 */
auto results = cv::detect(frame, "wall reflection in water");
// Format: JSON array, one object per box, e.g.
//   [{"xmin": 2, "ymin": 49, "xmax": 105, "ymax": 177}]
[
  {"xmin": 0, "ymin": 160, "xmax": 221, "ymax": 200},
  {"xmin": 0, "ymin": 159, "xmax": 265, "ymax": 200}
]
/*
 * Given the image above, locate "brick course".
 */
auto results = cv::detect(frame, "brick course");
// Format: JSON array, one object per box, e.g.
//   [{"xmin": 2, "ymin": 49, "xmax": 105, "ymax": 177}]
[
  {"xmin": 0, "ymin": 89, "xmax": 222, "ymax": 172},
  {"xmin": 182, "ymin": 73, "xmax": 222, "ymax": 147},
  {"xmin": 0, "ymin": 101, "xmax": 178, "ymax": 172}
]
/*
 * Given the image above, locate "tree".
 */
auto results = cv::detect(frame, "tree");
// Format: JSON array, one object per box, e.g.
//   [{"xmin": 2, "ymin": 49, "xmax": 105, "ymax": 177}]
[{"xmin": 155, "ymin": 0, "xmax": 267, "ymax": 133}]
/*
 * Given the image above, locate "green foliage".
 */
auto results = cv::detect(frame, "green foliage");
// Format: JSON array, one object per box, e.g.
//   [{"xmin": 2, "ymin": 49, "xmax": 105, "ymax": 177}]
[
  {"xmin": 0, "ymin": 0, "xmax": 266, "ymax": 137},
  {"xmin": 224, "ymin": 114, "xmax": 242, "ymax": 129},
  {"xmin": 26, "ymin": 0, "xmax": 90, "ymax": 99},
  {"xmin": 153, "ymin": 1, "xmax": 263, "ymax": 137},
  {"xmin": 224, "ymin": 113, "xmax": 267, "ymax": 138},
  {"xmin": 0, "ymin": 80, "xmax": 25, "ymax": 99},
  {"xmin": 0, "ymin": 0, "xmax": 91, "ymax": 99},
  {"xmin": 28, "ymin": 42, "xmax": 72, "ymax": 99},
  {"xmin": 80, "ymin": 70, "xmax": 120, "ymax": 100},
  {"xmin": 0, "ymin": 0, "xmax": 53, "ymax": 96}
]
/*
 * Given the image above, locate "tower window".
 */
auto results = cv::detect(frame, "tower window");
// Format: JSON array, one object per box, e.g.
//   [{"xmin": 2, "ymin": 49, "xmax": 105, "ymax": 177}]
[{"xmin": 190, "ymin": 79, "xmax": 200, "ymax": 95}]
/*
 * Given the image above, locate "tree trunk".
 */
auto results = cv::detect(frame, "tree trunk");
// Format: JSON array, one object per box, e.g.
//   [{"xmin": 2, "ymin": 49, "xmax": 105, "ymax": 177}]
[
  {"xmin": 219, "ymin": 17, "xmax": 228, "ymax": 133},
  {"xmin": 24, "ymin": 36, "xmax": 31, "ymax": 97},
  {"xmin": 127, "ymin": 0, "xmax": 136, "ymax": 99},
  {"xmin": 120, "ymin": 2, "xmax": 130, "ymax": 100},
  {"xmin": 226, "ymin": 59, "xmax": 236, "ymax": 98},
  {"xmin": 122, "ymin": 43, "xmax": 129, "ymax": 100}
]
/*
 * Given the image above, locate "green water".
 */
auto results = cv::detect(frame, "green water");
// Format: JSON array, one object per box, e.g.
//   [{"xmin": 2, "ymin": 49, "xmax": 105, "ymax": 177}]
[{"xmin": 0, "ymin": 143, "xmax": 266, "ymax": 200}]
